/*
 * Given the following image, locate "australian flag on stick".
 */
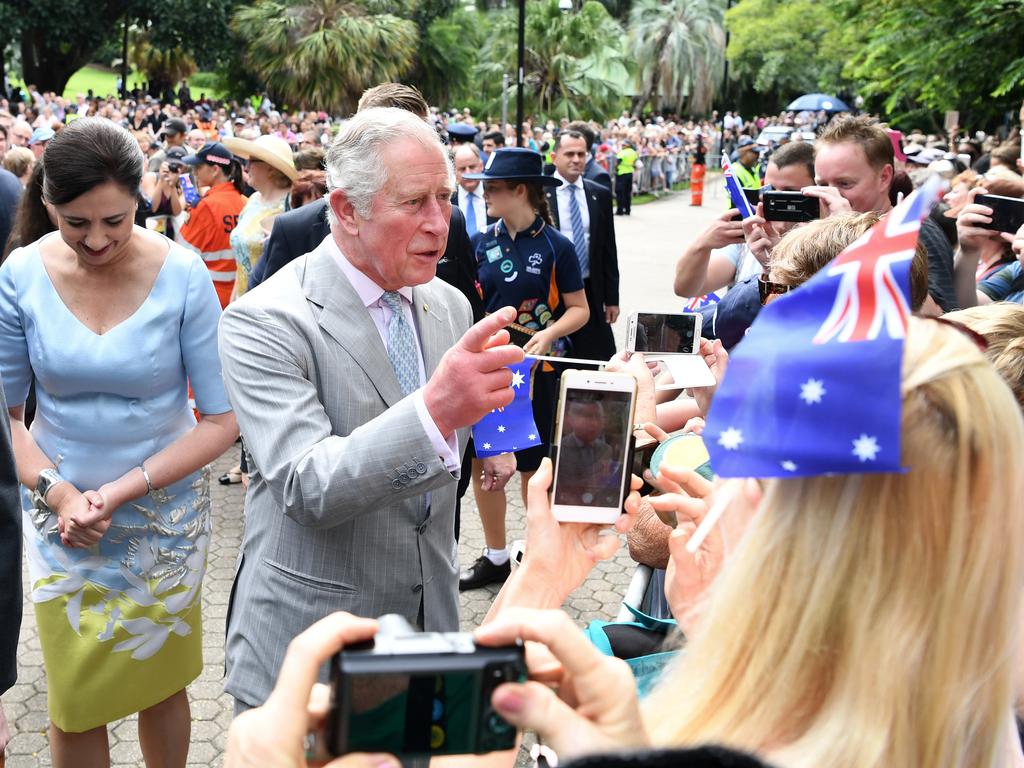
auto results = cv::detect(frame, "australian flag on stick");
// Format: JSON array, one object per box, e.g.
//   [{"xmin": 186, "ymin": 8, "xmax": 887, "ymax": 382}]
[
  {"xmin": 473, "ymin": 359, "xmax": 542, "ymax": 457},
  {"xmin": 705, "ymin": 177, "xmax": 943, "ymax": 478},
  {"xmin": 722, "ymin": 151, "xmax": 756, "ymax": 219}
]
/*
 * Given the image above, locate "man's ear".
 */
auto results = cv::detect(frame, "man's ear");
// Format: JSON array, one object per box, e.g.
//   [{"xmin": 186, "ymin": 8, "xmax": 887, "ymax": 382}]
[
  {"xmin": 329, "ymin": 188, "xmax": 360, "ymax": 236},
  {"xmin": 880, "ymin": 163, "xmax": 894, "ymax": 190}
]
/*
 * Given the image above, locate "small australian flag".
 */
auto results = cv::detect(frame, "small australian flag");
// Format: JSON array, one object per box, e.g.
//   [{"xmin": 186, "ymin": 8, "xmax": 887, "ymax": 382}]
[
  {"xmin": 706, "ymin": 176, "xmax": 943, "ymax": 478},
  {"xmin": 473, "ymin": 359, "xmax": 542, "ymax": 457}
]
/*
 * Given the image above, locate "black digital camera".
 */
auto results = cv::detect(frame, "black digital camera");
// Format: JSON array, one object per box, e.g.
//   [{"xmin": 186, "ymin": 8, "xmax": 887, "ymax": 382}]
[
  {"xmin": 323, "ymin": 615, "xmax": 526, "ymax": 758},
  {"xmin": 763, "ymin": 190, "xmax": 820, "ymax": 223}
]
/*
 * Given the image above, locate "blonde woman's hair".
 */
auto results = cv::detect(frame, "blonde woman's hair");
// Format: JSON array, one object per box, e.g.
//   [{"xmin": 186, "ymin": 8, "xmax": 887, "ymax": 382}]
[
  {"xmin": 2, "ymin": 146, "xmax": 33, "ymax": 178},
  {"xmin": 644, "ymin": 317, "xmax": 1024, "ymax": 768},
  {"xmin": 769, "ymin": 212, "xmax": 929, "ymax": 311},
  {"xmin": 946, "ymin": 303, "xmax": 1024, "ymax": 412}
]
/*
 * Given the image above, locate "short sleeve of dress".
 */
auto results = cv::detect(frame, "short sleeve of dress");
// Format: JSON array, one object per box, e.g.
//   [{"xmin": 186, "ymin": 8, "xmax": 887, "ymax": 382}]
[
  {"xmin": 551, "ymin": 232, "xmax": 584, "ymax": 295},
  {"xmin": 0, "ymin": 250, "xmax": 33, "ymax": 407},
  {"xmin": 978, "ymin": 262, "xmax": 1022, "ymax": 302},
  {"xmin": 180, "ymin": 254, "xmax": 232, "ymax": 415}
]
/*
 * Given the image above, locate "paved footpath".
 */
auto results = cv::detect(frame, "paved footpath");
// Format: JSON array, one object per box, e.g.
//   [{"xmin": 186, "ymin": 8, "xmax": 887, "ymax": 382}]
[{"xmin": 3, "ymin": 185, "xmax": 720, "ymax": 766}]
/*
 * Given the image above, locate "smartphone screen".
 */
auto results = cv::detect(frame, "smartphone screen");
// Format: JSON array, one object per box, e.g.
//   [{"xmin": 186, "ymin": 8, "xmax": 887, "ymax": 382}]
[
  {"xmin": 632, "ymin": 313, "xmax": 699, "ymax": 355},
  {"xmin": 553, "ymin": 387, "xmax": 633, "ymax": 508}
]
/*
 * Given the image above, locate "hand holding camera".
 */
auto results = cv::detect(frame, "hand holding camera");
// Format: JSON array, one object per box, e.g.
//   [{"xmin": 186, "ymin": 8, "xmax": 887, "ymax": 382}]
[
  {"xmin": 956, "ymin": 187, "xmax": 1006, "ymax": 253},
  {"xmin": 225, "ymin": 612, "xmax": 398, "ymax": 768}
]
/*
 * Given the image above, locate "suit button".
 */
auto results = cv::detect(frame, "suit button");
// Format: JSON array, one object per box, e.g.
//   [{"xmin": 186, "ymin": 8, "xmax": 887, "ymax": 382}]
[
  {"xmin": 412, "ymin": 584, "xmax": 423, "ymax": 593},
  {"xmin": 392, "ymin": 479, "xmax": 403, "ymax": 490}
]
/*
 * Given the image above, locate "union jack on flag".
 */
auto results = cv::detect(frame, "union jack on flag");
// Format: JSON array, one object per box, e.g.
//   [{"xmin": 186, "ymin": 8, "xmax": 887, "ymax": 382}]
[
  {"xmin": 685, "ymin": 292, "xmax": 721, "ymax": 311},
  {"xmin": 705, "ymin": 177, "xmax": 943, "ymax": 479},
  {"xmin": 813, "ymin": 178, "xmax": 940, "ymax": 344}
]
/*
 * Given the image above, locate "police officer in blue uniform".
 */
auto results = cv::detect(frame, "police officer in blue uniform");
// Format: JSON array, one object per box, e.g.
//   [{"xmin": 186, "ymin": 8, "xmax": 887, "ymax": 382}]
[{"xmin": 459, "ymin": 148, "xmax": 590, "ymax": 590}]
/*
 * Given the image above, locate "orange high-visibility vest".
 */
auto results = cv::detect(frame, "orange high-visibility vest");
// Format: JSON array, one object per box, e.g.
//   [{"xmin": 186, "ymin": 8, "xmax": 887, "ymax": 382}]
[{"xmin": 177, "ymin": 182, "xmax": 246, "ymax": 308}]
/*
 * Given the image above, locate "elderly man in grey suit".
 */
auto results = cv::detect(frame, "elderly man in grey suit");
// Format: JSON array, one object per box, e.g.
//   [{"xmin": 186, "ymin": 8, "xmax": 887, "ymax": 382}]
[{"xmin": 219, "ymin": 107, "xmax": 523, "ymax": 712}]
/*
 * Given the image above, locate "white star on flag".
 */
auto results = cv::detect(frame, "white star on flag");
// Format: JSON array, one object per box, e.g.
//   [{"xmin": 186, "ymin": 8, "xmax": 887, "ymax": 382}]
[
  {"xmin": 781, "ymin": 460, "xmax": 798, "ymax": 472},
  {"xmin": 497, "ymin": 425, "xmax": 506, "ymax": 433},
  {"xmin": 718, "ymin": 427, "xmax": 743, "ymax": 450},
  {"xmin": 511, "ymin": 370, "xmax": 526, "ymax": 389},
  {"xmin": 852, "ymin": 434, "xmax": 880, "ymax": 462},
  {"xmin": 528, "ymin": 433, "xmax": 537, "ymax": 441},
  {"xmin": 800, "ymin": 378, "xmax": 826, "ymax": 405},
  {"xmin": 482, "ymin": 442, "xmax": 491, "ymax": 450}
]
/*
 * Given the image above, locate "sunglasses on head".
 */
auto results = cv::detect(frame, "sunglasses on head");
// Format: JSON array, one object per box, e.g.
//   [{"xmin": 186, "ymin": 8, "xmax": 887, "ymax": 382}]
[{"xmin": 758, "ymin": 275, "xmax": 794, "ymax": 306}]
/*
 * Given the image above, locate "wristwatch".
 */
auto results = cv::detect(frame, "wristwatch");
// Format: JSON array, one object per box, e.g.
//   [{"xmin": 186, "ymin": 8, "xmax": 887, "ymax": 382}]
[{"xmin": 34, "ymin": 468, "xmax": 67, "ymax": 508}]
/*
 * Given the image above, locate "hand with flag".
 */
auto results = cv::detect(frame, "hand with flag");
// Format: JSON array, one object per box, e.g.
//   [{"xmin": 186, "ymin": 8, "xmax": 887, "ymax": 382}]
[
  {"xmin": 705, "ymin": 177, "xmax": 944, "ymax": 478},
  {"xmin": 424, "ymin": 307, "xmax": 524, "ymax": 439}
]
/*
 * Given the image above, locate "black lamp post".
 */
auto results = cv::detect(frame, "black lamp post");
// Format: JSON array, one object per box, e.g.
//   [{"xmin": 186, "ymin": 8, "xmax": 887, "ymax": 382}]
[{"xmin": 515, "ymin": 0, "xmax": 526, "ymax": 147}]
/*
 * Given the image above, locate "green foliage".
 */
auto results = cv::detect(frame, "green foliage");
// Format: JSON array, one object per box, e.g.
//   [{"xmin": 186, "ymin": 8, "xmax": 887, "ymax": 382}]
[
  {"xmin": 232, "ymin": 0, "xmax": 419, "ymax": 112},
  {"xmin": 476, "ymin": 0, "xmax": 631, "ymax": 121},
  {"xmin": 629, "ymin": 0, "xmax": 725, "ymax": 114},
  {"xmin": 838, "ymin": 0, "xmax": 1024, "ymax": 127},
  {"xmin": 414, "ymin": 9, "xmax": 483, "ymax": 107},
  {"xmin": 724, "ymin": 0, "xmax": 856, "ymax": 100}
]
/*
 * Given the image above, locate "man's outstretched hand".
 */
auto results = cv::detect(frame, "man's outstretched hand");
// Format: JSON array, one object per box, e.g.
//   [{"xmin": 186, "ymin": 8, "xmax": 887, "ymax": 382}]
[{"xmin": 424, "ymin": 307, "xmax": 525, "ymax": 438}]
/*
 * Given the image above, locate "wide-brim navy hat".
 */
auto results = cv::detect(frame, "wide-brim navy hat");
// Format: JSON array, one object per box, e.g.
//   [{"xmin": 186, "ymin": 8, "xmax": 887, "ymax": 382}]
[
  {"xmin": 183, "ymin": 142, "xmax": 235, "ymax": 168},
  {"xmin": 463, "ymin": 147, "xmax": 562, "ymax": 187}
]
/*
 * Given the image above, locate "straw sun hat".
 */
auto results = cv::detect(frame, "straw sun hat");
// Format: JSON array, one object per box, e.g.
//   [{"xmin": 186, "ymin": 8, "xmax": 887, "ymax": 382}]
[{"xmin": 222, "ymin": 134, "xmax": 297, "ymax": 182}]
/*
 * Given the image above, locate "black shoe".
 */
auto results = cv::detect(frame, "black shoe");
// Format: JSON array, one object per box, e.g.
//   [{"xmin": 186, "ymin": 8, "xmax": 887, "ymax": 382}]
[{"xmin": 459, "ymin": 555, "xmax": 511, "ymax": 591}]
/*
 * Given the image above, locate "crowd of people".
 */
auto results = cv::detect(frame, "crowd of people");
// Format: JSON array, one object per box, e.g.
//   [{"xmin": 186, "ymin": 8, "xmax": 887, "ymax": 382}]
[{"xmin": 0, "ymin": 75, "xmax": 1022, "ymax": 768}]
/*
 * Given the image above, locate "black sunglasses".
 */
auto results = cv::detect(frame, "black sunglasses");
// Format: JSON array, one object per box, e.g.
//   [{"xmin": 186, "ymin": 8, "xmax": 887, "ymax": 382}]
[{"xmin": 758, "ymin": 275, "xmax": 794, "ymax": 306}]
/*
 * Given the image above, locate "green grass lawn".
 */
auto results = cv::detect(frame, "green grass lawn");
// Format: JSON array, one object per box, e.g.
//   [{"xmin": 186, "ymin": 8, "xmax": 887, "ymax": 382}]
[{"xmin": 10, "ymin": 65, "xmax": 224, "ymax": 102}]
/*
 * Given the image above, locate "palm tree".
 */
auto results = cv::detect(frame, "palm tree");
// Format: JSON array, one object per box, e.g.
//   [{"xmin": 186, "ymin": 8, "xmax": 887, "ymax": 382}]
[
  {"xmin": 232, "ymin": 0, "xmax": 418, "ymax": 113},
  {"xmin": 476, "ymin": 0, "xmax": 631, "ymax": 120},
  {"xmin": 628, "ymin": 0, "xmax": 725, "ymax": 115}
]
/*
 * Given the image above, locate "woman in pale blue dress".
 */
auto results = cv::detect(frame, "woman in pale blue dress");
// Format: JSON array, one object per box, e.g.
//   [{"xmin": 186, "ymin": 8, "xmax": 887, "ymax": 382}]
[{"xmin": 0, "ymin": 118, "xmax": 239, "ymax": 766}]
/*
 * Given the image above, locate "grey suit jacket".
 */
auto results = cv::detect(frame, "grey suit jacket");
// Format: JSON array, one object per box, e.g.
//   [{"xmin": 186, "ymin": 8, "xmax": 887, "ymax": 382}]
[{"xmin": 219, "ymin": 237, "xmax": 472, "ymax": 708}]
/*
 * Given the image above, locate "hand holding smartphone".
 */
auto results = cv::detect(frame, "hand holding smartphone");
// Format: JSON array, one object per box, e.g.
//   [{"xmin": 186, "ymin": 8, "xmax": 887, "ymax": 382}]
[{"xmin": 550, "ymin": 370, "xmax": 638, "ymax": 524}]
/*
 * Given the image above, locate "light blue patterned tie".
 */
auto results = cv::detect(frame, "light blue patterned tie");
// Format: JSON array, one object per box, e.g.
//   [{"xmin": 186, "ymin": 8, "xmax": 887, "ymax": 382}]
[
  {"xmin": 568, "ymin": 184, "xmax": 589, "ymax": 278},
  {"xmin": 465, "ymin": 192, "xmax": 478, "ymax": 234},
  {"xmin": 380, "ymin": 291, "xmax": 419, "ymax": 396}
]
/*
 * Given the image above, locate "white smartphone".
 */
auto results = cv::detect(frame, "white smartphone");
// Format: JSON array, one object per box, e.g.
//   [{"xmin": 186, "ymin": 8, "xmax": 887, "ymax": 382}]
[
  {"xmin": 626, "ymin": 311, "xmax": 702, "ymax": 355},
  {"xmin": 626, "ymin": 311, "xmax": 715, "ymax": 389},
  {"xmin": 550, "ymin": 370, "xmax": 638, "ymax": 524}
]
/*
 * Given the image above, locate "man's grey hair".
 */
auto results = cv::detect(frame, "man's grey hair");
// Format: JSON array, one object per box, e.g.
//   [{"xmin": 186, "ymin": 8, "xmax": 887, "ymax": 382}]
[
  {"xmin": 325, "ymin": 107, "xmax": 453, "ymax": 220},
  {"xmin": 453, "ymin": 142, "xmax": 482, "ymax": 162}
]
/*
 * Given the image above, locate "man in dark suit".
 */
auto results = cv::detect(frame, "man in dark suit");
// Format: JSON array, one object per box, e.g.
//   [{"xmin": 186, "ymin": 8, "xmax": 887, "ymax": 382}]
[
  {"xmin": 567, "ymin": 121, "xmax": 612, "ymax": 190},
  {"xmin": 546, "ymin": 130, "xmax": 620, "ymax": 360},
  {"xmin": 0, "ymin": 377, "xmax": 22, "ymax": 758}
]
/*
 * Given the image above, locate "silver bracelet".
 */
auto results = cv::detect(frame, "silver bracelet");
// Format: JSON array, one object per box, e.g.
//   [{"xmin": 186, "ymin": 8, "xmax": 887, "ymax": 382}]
[{"xmin": 140, "ymin": 464, "xmax": 155, "ymax": 494}]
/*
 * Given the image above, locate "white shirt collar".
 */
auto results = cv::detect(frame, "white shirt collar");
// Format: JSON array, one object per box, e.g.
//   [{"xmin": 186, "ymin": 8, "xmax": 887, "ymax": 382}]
[
  {"xmin": 325, "ymin": 236, "xmax": 414, "ymax": 308},
  {"xmin": 553, "ymin": 171, "xmax": 583, "ymax": 191}
]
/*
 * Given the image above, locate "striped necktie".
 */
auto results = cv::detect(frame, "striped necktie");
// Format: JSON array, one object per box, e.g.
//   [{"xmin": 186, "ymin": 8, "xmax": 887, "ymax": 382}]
[
  {"xmin": 567, "ymin": 183, "xmax": 589, "ymax": 278},
  {"xmin": 465, "ymin": 192, "xmax": 478, "ymax": 234},
  {"xmin": 380, "ymin": 291, "xmax": 419, "ymax": 396}
]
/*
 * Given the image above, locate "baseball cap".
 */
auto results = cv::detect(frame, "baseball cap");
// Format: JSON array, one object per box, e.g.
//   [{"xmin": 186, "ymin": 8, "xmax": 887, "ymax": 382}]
[
  {"xmin": 165, "ymin": 146, "xmax": 188, "ymax": 162},
  {"xmin": 736, "ymin": 136, "xmax": 757, "ymax": 150},
  {"xmin": 183, "ymin": 142, "xmax": 234, "ymax": 168},
  {"xmin": 29, "ymin": 126, "xmax": 55, "ymax": 145},
  {"xmin": 159, "ymin": 118, "xmax": 188, "ymax": 136}
]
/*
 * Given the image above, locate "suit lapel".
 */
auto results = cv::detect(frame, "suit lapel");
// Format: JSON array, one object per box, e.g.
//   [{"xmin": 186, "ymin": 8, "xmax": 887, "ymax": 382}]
[
  {"xmin": 412, "ymin": 282, "xmax": 449, "ymax": 377},
  {"xmin": 302, "ymin": 241, "xmax": 405, "ymax": 408}
]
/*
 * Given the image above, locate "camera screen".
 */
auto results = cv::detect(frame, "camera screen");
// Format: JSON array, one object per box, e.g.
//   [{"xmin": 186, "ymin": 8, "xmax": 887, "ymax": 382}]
[
  {"xmin": 633, "ymin": 313, "xmax": 698, "ymax": 355},
  {"xmin": 345, "ymin": 672, "xmax": 476, "ymax": 753},
  {"xmin": 554, "ymin": 388, "xmax": 633, "ymax": 507}
]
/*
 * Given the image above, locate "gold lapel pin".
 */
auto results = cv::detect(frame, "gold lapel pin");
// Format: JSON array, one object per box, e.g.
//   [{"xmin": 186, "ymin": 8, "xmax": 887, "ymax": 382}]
[{"xmin": 423, "ymin": 303, "xmax": 429, "ymax": 312}]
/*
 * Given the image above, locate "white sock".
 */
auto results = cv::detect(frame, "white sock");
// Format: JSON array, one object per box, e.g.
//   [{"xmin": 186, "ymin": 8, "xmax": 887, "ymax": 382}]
[{"xmin": 485, "ymin": 547, "xmax": 510, "ymax": 566}]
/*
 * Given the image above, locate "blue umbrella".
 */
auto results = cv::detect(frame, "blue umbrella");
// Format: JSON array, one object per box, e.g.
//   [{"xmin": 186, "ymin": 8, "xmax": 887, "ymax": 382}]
[{"xmin": 786, "ymin": 93, "xmax": 851, "ymax": 112}]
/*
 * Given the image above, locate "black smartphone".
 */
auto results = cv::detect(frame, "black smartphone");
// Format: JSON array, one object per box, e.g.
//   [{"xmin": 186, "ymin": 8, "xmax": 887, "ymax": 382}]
[
  {"xmin": 976, "ymin": 194, "xmax": 1024, "ymax": 234},
  {"xmin": 324, "ymin": 616, "xmax": 526, "ymax": 758},
  {"xmin": 763, "ymin": 191, "xmax": 819, "ymax": 223}
]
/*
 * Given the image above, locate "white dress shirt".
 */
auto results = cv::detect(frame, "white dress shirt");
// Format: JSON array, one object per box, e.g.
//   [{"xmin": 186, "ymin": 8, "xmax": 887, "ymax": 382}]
[
  {"xmin": 326, "ymin": 237, "xmax": 459, "ymax": 472},
  {"xmin": 553, "ymin": 171, "xmax": 591, "ymax": 278},
  {"xmin": 458, "ymin": 185, "xmax": 488, "ymax": 234}
]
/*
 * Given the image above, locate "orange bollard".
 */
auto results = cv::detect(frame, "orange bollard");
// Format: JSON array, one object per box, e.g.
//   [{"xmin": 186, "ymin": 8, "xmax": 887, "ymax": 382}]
[{"xmin": 690, "ymin": 163, "xmax": 706, "ymax": 206}]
